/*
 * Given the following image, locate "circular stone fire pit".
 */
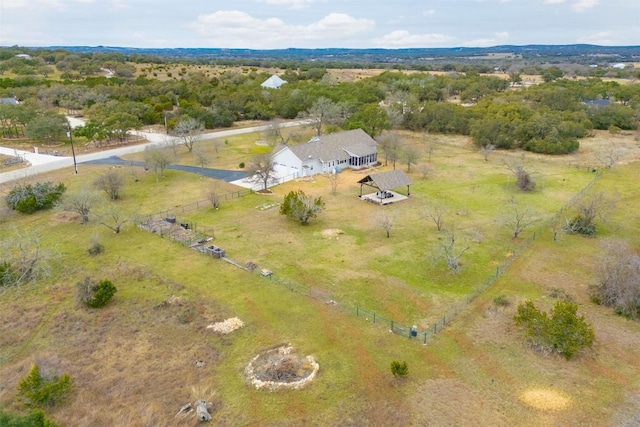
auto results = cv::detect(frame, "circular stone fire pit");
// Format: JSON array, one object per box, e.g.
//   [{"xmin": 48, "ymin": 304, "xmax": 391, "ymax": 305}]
[{"xmin": 245, "ymin": 344, "xmax": 319, "ymax": 391}]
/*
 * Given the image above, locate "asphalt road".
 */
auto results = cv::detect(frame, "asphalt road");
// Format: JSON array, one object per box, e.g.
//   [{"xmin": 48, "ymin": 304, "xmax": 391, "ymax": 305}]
[{"xmin": 0, "ymin": 120, "xmax": 303, "ymax": 184}]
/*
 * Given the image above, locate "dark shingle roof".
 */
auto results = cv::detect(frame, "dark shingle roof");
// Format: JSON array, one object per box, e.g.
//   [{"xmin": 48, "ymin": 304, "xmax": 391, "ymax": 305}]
[
  {"xmin": 287, "ymin": 129, "xmax": 377, "ymax": 162},
  {"xmin": 357, "ymin": 170, "xmax": 412, "ymax": 191}
]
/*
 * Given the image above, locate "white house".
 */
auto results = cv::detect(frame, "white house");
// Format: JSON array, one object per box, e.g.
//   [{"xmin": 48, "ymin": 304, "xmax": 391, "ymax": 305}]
[
  {"xmin": 271, "ymin": 128, "xmax": 378, "ymax": 179},
  {"xmin": 261, "ymin": 75, "xmax": 287, "ymax": 89}
]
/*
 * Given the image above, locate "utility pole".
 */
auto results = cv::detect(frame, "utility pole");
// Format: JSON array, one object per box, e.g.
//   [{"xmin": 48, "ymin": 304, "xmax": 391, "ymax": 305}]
[{"xmin": 67, "ymin": 121, "xmax": 78, "ymax": 174}]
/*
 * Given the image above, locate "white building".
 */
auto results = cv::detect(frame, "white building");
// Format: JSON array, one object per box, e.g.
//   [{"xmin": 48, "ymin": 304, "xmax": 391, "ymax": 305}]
[
  {"xmin": 261, "ymin": 75, "xmax": 287, "ymax": 89},
  {"xmin": 271, "ymin": 129, "xmax": 378, "ymax": 179}
]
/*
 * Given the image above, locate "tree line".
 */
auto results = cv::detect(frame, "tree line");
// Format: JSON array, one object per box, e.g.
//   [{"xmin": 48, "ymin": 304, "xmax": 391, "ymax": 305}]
[{"xmin": 1, "ymin": 49, "xmax": 639, "ymax": 155}]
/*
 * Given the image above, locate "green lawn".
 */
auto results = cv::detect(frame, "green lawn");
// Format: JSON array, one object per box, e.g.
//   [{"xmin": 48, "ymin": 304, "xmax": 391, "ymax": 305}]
[{"xmin": 1, "ymin": 130, "xmax": 639, "ymax": 426}]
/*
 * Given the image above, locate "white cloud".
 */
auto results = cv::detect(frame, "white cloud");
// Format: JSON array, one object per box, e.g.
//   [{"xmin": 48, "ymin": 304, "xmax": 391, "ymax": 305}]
[
  {"xmin": 1, "ymin": 0, "xmax": 64, "ymax": 10},
  {"xmin": 543, "ymin": 0, "xmax": 565, "ymax": 4},
  {"xmin": 577, "ymin": 31, "xmax": 618, "ymax": 45},
  {"xmin": 110, "ymin": 0, "xmax": 129, "ymax": 9},
  {"xmin": 189, "ymin": 11, "xmax": 375, "ymax": 48},
  {"xmin": 465, "ymin": 31, "xmax": 510, "ymax": 47},
  {"xmin": 374, "ymin": 30, "xmax": 454, "ymax": 48},
  {"xmin": 262, "ymin": 0, "xmax": 315, "ymax": 9},
  {"xmin": 572, "ymin": 0, "xmax": 599, "ymax": 12},
  {"xmin": 422, "ymin": 9, "xmax": 436, "ymax": 16}
]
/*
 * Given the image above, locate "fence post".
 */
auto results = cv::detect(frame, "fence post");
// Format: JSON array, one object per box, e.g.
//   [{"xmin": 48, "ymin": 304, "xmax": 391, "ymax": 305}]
[
  {"xmin": 423, "ymin": 332, "xmax": 427, "ymax": 345},
  {"xmin": 391, "ymin": 320, "xmax": 394, "ymax": 332},
  {"xmin": 356, "ymin": 306, "xmax": 359, "ymax": 317},
  {"xmin": 434, "ymin": 323, "xmax": 437, "ymax": 334},
  {"xmin": 373, "ymin": 313, "xmax": 376, "ymax": 324}
]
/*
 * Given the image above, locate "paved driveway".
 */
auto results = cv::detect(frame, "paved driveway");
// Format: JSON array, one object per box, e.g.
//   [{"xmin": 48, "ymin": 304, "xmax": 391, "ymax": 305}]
[{"xmin": 81, "ymin": 156, "xmax": 248, "ymax": 182}]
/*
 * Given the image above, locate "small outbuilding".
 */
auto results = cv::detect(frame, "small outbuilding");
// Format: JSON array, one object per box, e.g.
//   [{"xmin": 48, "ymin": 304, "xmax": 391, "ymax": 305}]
[
  {"xmin": 261, "ymin": 75, "xmax": 287, "ymax": 89},
  {"xmin": 358, "ymin": 170, "xmax": 412, "ymax": 205}
]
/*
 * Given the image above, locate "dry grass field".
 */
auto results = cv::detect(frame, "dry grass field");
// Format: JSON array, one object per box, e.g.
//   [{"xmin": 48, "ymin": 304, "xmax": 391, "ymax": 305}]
[{"xmin": 1, "ymin": 128, "xmax": 640, "ymax": 426}]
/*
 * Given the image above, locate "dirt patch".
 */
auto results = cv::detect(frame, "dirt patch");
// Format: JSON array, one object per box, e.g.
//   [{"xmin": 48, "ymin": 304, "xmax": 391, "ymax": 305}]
[
  {"xmin": 54, "ymin": 211, "xmax": 82, "ymax": 222},
  {"xmin": 519, "ymin": 388, "xmax": 572, "ymax": 411},
  {"xmin": 245, "ymin": 344, "xmax": 319, "ymax": 391},
  {"xmin": 320, "ymin": 228, "xmax": 344, "ymax": 238}
]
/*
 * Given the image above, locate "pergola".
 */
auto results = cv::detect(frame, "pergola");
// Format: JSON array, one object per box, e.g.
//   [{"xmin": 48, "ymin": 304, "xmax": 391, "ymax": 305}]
[{"xmin": 357, "ymin": 169, "xmax": 412, "ymax": 201}]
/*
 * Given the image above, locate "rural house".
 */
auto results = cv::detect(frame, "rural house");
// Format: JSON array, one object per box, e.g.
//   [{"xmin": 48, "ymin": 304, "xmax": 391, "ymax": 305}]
[{"xmin": 271, "ymin": 128, "xmax": 378, "ymax": 179}]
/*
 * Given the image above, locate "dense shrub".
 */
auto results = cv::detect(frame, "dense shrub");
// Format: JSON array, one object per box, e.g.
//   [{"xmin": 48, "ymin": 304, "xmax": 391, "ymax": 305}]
[
  {"xmin": 564, "ymin": 215, "xmax": 596, "ymax": 236},
  {"xmin": 280, "ymin": 190, "xmax": 325, "ymax": 225},
  {"xmin": 514, "ymin": 300, "xmax": 594, "ymax": 360},
  {"xmin": 77, "ymin": 277, "xmax": 117, "ymax": 308},
  {"xmin": 87, "ymin": 236, "xmax": 104, "ymax": 256},
  {"xmin": 522, "ymin": 137, "xmax": 579, "ymax": 154},
  {"xmin": 0, "ymin": 261, "xmax": 18, "ymax": 287},
  {"xmin": 493, "ymin": 295, "xmax": 510, "ymax": 307},
  {"xmin": 5, "ymin": 182, "xmax": 66, "ymax": 214},
  {"xmin": 515, "ymin": 167, "xmax": 536, "ymax": 192},
  {"xmin": 0, "ymin": 409, "xmax": 58, "ymax": 427},
  {"xmin": 17, "ymin": 364, "xmax": 72, "ymax": 408},
  {"xmin": 390, "ymin": 361, "xmax": 409, "ymax": 377}
]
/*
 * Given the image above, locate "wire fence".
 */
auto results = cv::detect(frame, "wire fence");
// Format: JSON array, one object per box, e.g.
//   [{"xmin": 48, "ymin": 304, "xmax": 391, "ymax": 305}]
[
  {"xmin": 135, "ymin": 188, "xmax": 254, "ymax": 224},
  {"xmin": 134, "ymin": 167, "xmax": 604, "ymax": 346},
  {"xmin": 351, "ymin": 169, "xmax": 603, "ymax": 344}
]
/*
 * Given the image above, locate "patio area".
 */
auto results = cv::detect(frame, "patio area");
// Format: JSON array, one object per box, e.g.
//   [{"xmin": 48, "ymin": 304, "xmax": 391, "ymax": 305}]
[{"xmin": 360, "ymin": 190, "xmax": 408, "ymax": 205}]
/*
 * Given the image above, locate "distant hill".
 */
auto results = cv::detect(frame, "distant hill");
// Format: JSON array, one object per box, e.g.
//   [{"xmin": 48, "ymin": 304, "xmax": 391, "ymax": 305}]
[{"xmin": 41, "ymin": 44, "xmax": 640, "ymax": 64}]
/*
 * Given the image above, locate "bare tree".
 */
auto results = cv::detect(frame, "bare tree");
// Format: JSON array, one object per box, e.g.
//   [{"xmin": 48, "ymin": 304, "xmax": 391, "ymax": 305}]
[
  {"xmin": 95, "ymin": 204, "xmax": 130, "ymax": 234},
  {"xmin": 129, "ymin": 160, "xmax": 141, "ymax": 182},
  {"xmin": 193, "ymin": 147, "xmax": 210, "ymax": 170},
  {"xmin": 57, "ymin": 188, "xmax": 100, "ymax": 224},
  {"xmin": 418, "ymin": 164, "xmax": 430, "ymax": 180},
  {"xmin": 173, "ymin": 117, "xmax": 203, "ymax": 153},
  {"xmin": 432, "ymin": 232, "xmax": 470, "ymax": 273},
  {"xmin": 327, "ymin": 171, "xmax": 342, "ymax": 195},
  {"xmin": 424, "ymin": 202, "xmax": 448, "ymax": 231},
  {"xmin": 93, "ymin": 170, "xmax": 124, "ymax": 200},
  {"xmin": 0, "ymin": 226, "xmax": 52, "ymax": 287},
  {"xmin": 422, "ymin": 132, "xmax": 437, "ymax": 161},
  {"xmin": 163, "ymin": 134, "xmax": 180, "ymax": 156},
  {"xmin": 205, "ymin": 184, "xmax": 221, "ymax": 209},
  {"xmin": 144, "ymin": 145, "xmax": 174, "ymax": 182},
  {"xmin": 401, "ymin": 145, "xmax": 420, "ymax": 172},
  {"xmin": 504, "ymin": 207, "xmax": 538, "ymax": 239},
  {"xmin": 247, "ymin": 155, "xmax": 278, "ymax": 190},
  {"xmin": 299, "ymin": 97, "xmax": 342, "ymax": 136},
  {"xmin": 212, "ymin": 139, "xmax": 222, "ymax": 156},
  {"xmin": 595, "ymin": 145, "xmax": 625, "ymax": 170},
  {"xmin": 377, "ymin": 132, "xmax": 401, "ymax": 168},
  {"xmin": 262, "ymin": 119, "xmax": 290, "ymax": 146},
  {"xmin": 480, "ymin": 144, "xmax": 495, "ymax": 161},
  {"xmin": 375, "ymin": 212, "xmax": 394, "ymax": 238},
  {"xmin": 505, "ymin": 158, "xmax": 536, "ymax": 192},
  {"xmin": 563, "ymin": 191, "xmax": 615, "ymax": 236},
  {"xmin": 593, "ymin": 239, "xmax": 640, "ymax": 319}
]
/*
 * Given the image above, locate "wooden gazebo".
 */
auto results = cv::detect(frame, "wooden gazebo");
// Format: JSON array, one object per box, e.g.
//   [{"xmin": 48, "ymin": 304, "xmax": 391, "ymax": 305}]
[{"xmin": 357, "ymin": 170, "xmax": 412, "ymax": 204}]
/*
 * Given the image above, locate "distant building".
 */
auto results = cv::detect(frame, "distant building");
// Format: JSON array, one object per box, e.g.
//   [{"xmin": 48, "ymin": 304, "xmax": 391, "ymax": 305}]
[
  {"xmin": 583, "ymin": 99, "xmax": 611, "ymax": 107},
  {"xmin": 0, "ymin": 97, "xmax": 19, "ymax": 105},
  {"xmin": 15, "ymin": 54, "xmax": 32, "ymax": 60},
  {"xmin": 261, "ymin": 75, "xmax": 287, "ymax": 89},
  {"xmin": 611, "ymin": 63, "xmax": 626, "ymax": 70}
]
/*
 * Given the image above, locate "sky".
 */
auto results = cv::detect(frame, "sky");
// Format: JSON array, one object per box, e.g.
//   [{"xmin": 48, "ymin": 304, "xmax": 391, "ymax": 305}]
[{"xmin": 0, "ymin": 0, "xmax": 639, "ymax": 49}]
